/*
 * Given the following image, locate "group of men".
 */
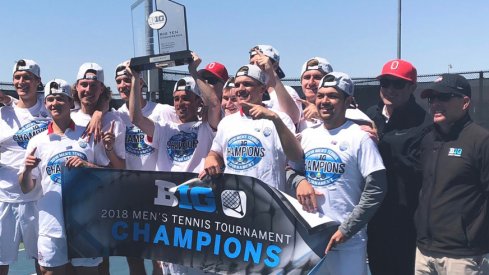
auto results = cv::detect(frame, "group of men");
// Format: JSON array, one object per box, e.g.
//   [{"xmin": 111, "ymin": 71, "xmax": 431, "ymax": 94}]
[{"xmin": 0, "ymin": 42, "xmax": 488, "ymax": 275}]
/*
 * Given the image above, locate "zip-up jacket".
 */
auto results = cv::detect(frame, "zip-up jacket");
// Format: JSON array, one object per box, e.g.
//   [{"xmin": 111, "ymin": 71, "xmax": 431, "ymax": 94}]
[{"xmin": 415, "ymin": 114, "xmax": 489, "ymax": 256}]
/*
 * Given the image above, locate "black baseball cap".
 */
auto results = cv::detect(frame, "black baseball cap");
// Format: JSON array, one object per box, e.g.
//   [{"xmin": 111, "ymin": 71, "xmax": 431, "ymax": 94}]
[{"xmin": 420, "ymin": 73, "xmax": 471, "ymax": 98}]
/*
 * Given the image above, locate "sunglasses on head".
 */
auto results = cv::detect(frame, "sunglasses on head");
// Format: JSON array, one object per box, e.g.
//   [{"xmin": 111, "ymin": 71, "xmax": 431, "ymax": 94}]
[
  {"xmin": 427, "ymin": 93, "xmax": 463, "ymax": 104},
  {"xmin": 236, "ymin": 90, "xmax": 250, "ymax": 99},
  {"xmin": 379, "ymin": 78, "xmax": 409, "ymax": 89},
  {"xmin": 204, "ymin": 76, "xmax": 221, "ymax": 85}
]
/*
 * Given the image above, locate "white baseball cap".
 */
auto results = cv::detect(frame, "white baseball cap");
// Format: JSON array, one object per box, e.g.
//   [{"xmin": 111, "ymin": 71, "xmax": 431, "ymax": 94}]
[
  {"xmin": 115, "ymin": 60, "xmax": 143, "ymax": 79},
  {"xmin": 12, "ymin": 59, "xmax": 41, "ymax": 78},
  {"xmin": 235, "ymin": 64, "xmax": 268, "ymax": 85},
  {"xmin": 44, "ymin": 79, "xmax": 72, "ymax": 99},
  {"xmin": 77, "ymin": 62, "xmax": 104, "ymax": 83},
  {"xmin": 319, "ymin": 72, "xmax": 354, "ymax": 96},
  {"xmin": 249, "ymin": 44, "xmax": 285, "ymax": 79},
  {"xmin": 300, "ymin": 57, "xmax": 333, "ymax": 77},
  {"xmin": 173, "ymin": 77, "xmax": 201, "ymax": 97}
]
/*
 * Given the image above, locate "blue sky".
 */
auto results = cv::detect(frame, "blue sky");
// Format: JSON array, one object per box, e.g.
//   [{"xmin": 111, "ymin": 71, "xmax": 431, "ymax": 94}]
[{"xmin": 1, "ymin": 0, "xmax": 488, "ymax": 90}]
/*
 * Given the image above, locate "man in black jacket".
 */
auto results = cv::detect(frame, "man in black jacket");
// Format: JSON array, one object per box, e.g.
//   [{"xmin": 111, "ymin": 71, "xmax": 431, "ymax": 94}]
[
  {"xmin": 414, "ymin": 73, "xmax": 489, "ymax": 273},
  {"xmin": 366, "ymin": 59, "xmax": 430, "ymax": 275}
]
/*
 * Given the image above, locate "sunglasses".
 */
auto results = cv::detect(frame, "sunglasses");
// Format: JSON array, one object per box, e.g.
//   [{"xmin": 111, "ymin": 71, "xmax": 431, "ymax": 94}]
[
  {"xmin": 236, "ymin": 90, "xmax": 250, "ymax": 99},
  {"xmin": 116, "ymin": 78, "xmax": 131, "ymax": 85},
  {"xmin": 379, "ymin": 78, "xmax": 409, "ymax": 89},
  {"xmin": 427, "ymin": 93, "xmax": 463, "ymax": 104},
  {"xmin": 204, "ymin": 76, "xmax": 221, "ymax": 85}
]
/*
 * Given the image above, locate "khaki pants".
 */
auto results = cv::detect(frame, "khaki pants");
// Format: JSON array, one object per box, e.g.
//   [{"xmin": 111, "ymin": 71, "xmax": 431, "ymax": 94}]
[{"xmin": 415, "ymin": 247, "xmax": 489, "ymax": 275}]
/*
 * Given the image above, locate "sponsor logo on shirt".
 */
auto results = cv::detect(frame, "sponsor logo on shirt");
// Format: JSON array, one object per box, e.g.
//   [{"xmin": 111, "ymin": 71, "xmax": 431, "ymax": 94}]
[
  {"xmin": 448, "ymin": 147, "xmax": 462, "ymax": 157},
  {"xmin": 125, "ymin": 126, "xmax": 155, "ymax": 156},
  {"xmin": 46, "ymin": 151, "xmax": 88, "ymax": 184},
  {"xmin": 13, "ymin": 120, "xmax": 50, "ymax": 149},
  {"xmin": 167, "ymin": 131, "xmax": 198, "ymax": 162},
  {"xmin": 304, "ymin": 148, "xmax": 345, "ymax": 186},
  {"xmin": 226, "ymin": 134, "xmax": 265, "ymax": 170}
]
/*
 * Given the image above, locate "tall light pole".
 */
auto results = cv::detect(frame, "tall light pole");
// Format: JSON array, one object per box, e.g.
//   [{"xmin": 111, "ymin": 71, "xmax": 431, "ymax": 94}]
[{"xmin": 397, "ymin": 0, "xmax": 402, "ymax": 59}]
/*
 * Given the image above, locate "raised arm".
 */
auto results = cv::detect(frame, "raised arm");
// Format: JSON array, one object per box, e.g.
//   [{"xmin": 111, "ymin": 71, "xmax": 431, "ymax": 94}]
[
  {"xmin": 188, "ymin": 52, "xmax": 222, "ymax": 130},
  {"xmin": 127, "ymin": 66, "xmax": 156, "ymax": 137},
  {"xmin": 254, "ymin": 51, "xmax": 300, "ymax": 124}
]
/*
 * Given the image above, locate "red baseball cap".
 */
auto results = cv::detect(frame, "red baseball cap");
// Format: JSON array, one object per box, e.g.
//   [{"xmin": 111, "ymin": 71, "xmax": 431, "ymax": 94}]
[
  {"xmin": 198, "ymin": 62, "xmax": 229, "ymax": 83},
  {"xmin": 377, "ymin": 59, "xmax": 417, "ymax": 83}
]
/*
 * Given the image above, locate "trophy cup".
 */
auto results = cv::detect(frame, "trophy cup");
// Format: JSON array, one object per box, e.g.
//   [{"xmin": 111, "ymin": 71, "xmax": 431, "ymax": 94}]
[{"xmin": 130, "ymin": 0, "xmax": 193, "ymax": 71}]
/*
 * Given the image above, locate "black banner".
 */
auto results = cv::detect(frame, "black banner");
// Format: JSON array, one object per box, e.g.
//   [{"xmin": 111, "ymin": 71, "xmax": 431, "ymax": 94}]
[{"xmin": 62, "ymin": 168, "xmax": 338, "ymax": 273}]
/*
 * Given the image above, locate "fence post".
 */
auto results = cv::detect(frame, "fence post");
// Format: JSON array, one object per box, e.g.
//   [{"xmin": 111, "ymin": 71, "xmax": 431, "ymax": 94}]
[{"xmin": 479, "ymin": 71, "xmax": 484, "ymax": 126}]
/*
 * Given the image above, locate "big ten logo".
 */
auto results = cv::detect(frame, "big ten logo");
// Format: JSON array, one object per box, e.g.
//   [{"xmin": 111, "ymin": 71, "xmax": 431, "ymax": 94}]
[
  {"xmin": 147, "ymin": 10, "xmax": 167, "ymax": 30},
  {"xmin": 154, "ymin": 180, "xmax": 216, "ymax": 213}
]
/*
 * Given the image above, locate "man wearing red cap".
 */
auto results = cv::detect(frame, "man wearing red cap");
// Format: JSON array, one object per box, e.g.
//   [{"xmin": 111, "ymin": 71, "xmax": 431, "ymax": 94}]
[{"xmin": 366, "ymin": 59, "xmax": 430, "ymax": 275}]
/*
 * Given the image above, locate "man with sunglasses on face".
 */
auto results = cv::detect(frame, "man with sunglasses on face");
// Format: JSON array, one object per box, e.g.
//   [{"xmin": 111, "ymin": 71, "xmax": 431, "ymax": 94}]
[
  {"xmin": 366, "ymin": 59, "xmax": 430, "ymax": 275},
  {"xmin": 414, "ymin": 74, "xmax": 489, "ymax": 274},
  {"xmin": 0, "ymin": 59, "xmax": 48, "ymax": 275},
  {"xmin": 200, "ymin": 64, "xmax": 302, "ymax": 191}
]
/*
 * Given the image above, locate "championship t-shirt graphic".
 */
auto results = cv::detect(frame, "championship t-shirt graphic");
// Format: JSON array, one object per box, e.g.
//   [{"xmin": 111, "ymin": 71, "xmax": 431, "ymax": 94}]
[
  {"xmin": 46, "ymin": 151, "xmax": 88, "ymax": 184},
  {"xmin": 125, "ymin": 126, "xmax": 154, "ymax": 156},
  {"xmin": 226, "ymin": 134, "xmax": 265, "ymax": 170},
  {"xmin": 167, "ymin": 131, "xmax": 198, "ymax": 162},
  {"xmin": 13, "ymin": 120, "xmax": 50, "ymax": 149},
  {"xmin": 304, "ymin": 147, "xmax": 345, "ymax": 186}
]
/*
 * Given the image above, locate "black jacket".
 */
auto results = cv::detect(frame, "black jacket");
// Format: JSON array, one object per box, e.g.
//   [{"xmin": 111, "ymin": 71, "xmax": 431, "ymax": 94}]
[
  {"xmin": 415, "ymin": 115, "xmax": 489, "ymax": 256},
  {"xmin": 366, "ymin": 96, "xmax": 430, "ymax": 226}
]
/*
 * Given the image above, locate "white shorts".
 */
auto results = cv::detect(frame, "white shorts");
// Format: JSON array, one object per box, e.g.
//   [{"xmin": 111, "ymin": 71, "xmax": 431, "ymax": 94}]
[
  {"xmin": 0, "ymin": 201, "xmax": 39, "ymax": 265},
  {"xmin": 37, "ymin": 235, "xmax": 102, "ymax": 268}
]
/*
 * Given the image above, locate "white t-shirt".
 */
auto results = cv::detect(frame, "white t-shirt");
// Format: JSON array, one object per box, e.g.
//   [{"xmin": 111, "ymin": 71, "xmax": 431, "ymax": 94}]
[
  {"xmin": 297, "ymin": 109, "xmax": 373, "ymax": 133},
  {"xmin": 0, "ymin": 100, "xmax": 50, "ymax": 202},
  {"xmin": 211, "ymin": 110, "xmax": 295, "ymax": 191},
  {"xmin": 263, "ymin": 85, "xmax": 303, "ymax": 115},
  {"xmin": 71, "ymin": 110, "xmax": 126, "ymax": 160},
  {"xmin": 23, "ymin": 123, "xmax": 109, "ymax": 238},
  {"xmin": 116, "ymin": 102, "xmax": 178, "ymax": 170},
  {"xmin": 300, "ymin": 120, "xmax": 384, "ymax": 244},
  {"xmin": 152, "ymin": 120, "xmax": 215, "ymax": 173}
]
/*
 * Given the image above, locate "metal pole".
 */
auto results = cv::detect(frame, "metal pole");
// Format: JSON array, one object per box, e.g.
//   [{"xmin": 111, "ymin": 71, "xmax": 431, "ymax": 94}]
[{"xmin": 397, "ymin": 0, "xmax": 402, "ymax": 59}]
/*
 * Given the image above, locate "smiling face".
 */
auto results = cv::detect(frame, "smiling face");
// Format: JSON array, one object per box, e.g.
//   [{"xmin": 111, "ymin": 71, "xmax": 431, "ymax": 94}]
[
  {"xmin": 13, "ymin": 71, "xmax": 40, "ymax": 101},
  {"xmin": 221, "ymin": 87, "xmax": 238, "ymax": 116},
  {"xmin": 75, "ymin": 76, "xmax": 104, "ymax": 110},
  {"xmin": 173, "ymin": 90, "xmax": 202, "ymax": 123},
  {"xmin": 301, "ymin": 70, "xmax": 325, "ymax": 103},
  {"xmin": 428, "ymin": 92, "xmax": 470, "ymax": 131},
  {"xmin": 234, "ymin": 75, "xmax": 265, "ymax": 108},
  {"xmin": 45, "ymin": 94, "xmax": 72, "ymax": 120},
  {"xmin": 115, "ymin": 75, "xmax": 132, "ymax": 101},
  {"xmin": 315, "ymin": 86, "xmax": 351, "ymax": 129},
  {"xmin": 379, "ymin": 76, "xmax": 415, "ymax": 109}
]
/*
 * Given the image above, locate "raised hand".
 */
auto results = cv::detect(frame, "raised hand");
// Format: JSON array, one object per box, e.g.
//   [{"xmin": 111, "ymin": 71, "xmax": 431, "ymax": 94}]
[{"xmin": 102, "ymin": 120, "xmax": 116, "ymax": 152}]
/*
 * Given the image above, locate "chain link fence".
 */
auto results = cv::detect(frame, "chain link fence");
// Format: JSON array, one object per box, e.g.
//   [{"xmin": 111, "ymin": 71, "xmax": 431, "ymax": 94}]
[{"xmin": 2, "ymin": 70, "xmax": 489, "ymax": 128}]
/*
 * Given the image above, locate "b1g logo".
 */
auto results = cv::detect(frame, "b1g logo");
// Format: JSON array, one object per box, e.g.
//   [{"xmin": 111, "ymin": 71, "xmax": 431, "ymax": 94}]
[
  {"xmin": 154, "ymin": 180, "xmax": 247, "ymax": 218},
  {"xmin": 226, "ymin": 134, "xmax": 265, "ymax": 170},
  {"xmin": 147, "ymin": 10, "xmax": 167, "ymax": 30},
  {"xmin": 167, "ymin": 131, "xmax": 198, "ymax": 162},
  {"xmin": 125, "ymin": 126, "xmax": 154, "ymax": 156},
  {"xmin": 304, "ymin": 148, "xmax": 345, "ymax": 186},
  {"xmin": 14, "ymin": 120, "xmax": 50, "ymax": 149},
  {"xmin": 46, "ymin": 151, "xmax": 87, "ymax": 184}
]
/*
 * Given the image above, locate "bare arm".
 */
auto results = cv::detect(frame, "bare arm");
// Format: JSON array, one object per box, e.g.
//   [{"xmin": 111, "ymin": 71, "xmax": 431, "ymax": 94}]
[
  {"xmin": 254, "ymin": 51, "xmax": 300, "ymax": 124},
  {"xmin": 242, "ymin": 102, "xmax": 303, "ymax": 161},
  {"xmin": 19, "ymin": 148, "xmax": 39, "ymax": 194},
  {"xmin": 127, "ymin": 66, "xmax": 156, "ymax": 137},
  {"xmin": 102, "ymin": 120, "xmax": 126, "ymax": 169},
  {"xmin": 188, "ymin": 52, "xmax": 222, "ymax": 130}
]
